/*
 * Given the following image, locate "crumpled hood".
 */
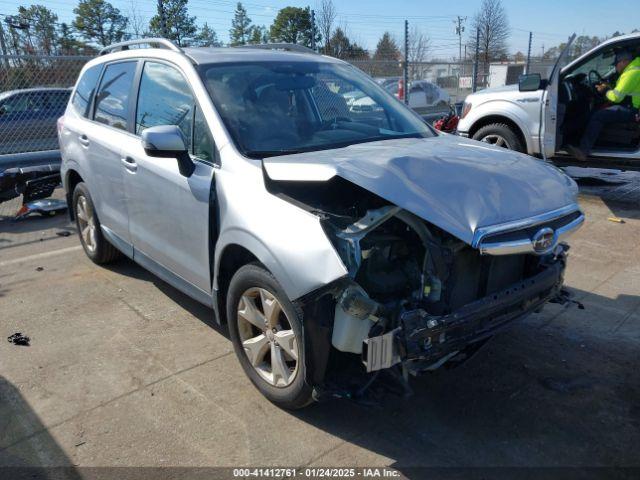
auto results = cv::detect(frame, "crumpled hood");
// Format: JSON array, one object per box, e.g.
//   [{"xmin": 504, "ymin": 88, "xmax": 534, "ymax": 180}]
[{"xmin": 262, "ymin": 135, "xmax": 578, "ymax": 245}]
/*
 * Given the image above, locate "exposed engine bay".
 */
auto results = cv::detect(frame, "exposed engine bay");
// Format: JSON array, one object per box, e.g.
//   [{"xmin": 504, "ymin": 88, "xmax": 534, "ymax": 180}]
[{"xmin": 266, "ymin": 175, "xmax": 568, "ymax": 382}]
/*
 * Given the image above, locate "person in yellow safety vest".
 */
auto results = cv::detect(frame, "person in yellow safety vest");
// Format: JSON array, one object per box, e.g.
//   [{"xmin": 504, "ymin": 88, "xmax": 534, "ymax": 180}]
[{"xmin": 568, "ymin": 50, "xmax": 640, "ymax": 161}]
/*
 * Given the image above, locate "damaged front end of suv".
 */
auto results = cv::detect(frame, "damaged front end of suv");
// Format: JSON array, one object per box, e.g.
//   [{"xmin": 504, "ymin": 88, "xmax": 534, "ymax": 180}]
[{"xmin": 262, "ymin": 140, "xmax": 584, "ymax": 389}]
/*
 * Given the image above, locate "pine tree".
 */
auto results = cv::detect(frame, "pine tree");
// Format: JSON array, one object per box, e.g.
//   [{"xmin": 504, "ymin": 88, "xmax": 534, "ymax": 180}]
[
  {"xmin": 229, "ymin": 2, "xmax": 252, "ymax": 46},
  {"xmin": 73, "ymin": 0, "xmax": 128, "ymax": 47},
  {"xmin": 248, "ymin": 25, "xmax": 268, "ymax": 45},
  {"xmin": 149, "ymin": 0, "xmax": 197, "ymax": 47},
  {"xmin": 372, "ymin": 32, "xmax": 401, "ymax": 76},
  {"xmin": 18, "ymin": 5, "xmax": 58, "ymax": 55},
  {"xmin": 195, "ymin": 23, "xmax": 221, "ymax": 47}
]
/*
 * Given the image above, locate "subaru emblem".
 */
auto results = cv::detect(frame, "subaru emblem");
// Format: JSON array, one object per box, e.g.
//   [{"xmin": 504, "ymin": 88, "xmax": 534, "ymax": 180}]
[{"xmin": 532, "ymin": 227, "xmax": 555, "ymax": 254}]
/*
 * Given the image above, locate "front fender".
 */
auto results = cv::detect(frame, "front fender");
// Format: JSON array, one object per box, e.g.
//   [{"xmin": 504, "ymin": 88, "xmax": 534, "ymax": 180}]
[{"xmin": 460, "ymin": 98, "xmax": 539, "ymax": 154}]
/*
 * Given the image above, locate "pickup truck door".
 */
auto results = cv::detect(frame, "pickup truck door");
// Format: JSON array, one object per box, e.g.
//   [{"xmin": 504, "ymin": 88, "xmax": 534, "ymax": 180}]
[{"xmin": 540, "ymin": 34, "xmax": 576, "ymax": 158}]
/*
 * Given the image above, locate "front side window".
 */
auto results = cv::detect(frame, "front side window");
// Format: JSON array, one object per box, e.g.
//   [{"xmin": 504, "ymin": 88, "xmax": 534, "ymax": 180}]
[
  {"xmin": 200, "ymin": 61, "xmax": 434, "ymax": 158},
  {"xmin": 72, "ymin": 64, "xmax": 102, "ymax": 117},
  {"xmin": 135, "ymin": 62, "xmax": 194, "ymax": 142},
  {"xmin": 567, "ymin": 48, "xmax": 616, "ymax": 79},
  {"xmin": 94, "ymin": 61, "xmax": 136, "ymax": 131}
]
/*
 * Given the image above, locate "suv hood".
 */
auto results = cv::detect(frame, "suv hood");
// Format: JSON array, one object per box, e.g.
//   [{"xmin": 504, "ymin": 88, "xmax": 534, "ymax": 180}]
[{"xmin": 262, "ymin": 135, "xmax": 578, "ymax": 245}]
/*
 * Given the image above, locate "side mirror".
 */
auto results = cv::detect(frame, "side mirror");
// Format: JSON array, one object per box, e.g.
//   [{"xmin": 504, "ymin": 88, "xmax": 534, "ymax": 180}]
[
  {"xmin": 518, "ymin": 73, "xmax": 542, "ymax": 92},
  {"xmin": 141, "ymin": 125, "xmax": 194, "ymax": 177}
]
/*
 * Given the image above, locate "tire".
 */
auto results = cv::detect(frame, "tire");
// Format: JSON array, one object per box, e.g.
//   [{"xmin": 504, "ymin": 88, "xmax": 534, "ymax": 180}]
[
  {"xmin": 472, "ymin": 123, "xmax": 525, "ymax": 152},
  {"xmin": 227, "ymin": 264, "xmax": 313, "ymax": 409},
  {"xmin": 72, "ymin": 182, "xmax": 121, "ymax": 264}
]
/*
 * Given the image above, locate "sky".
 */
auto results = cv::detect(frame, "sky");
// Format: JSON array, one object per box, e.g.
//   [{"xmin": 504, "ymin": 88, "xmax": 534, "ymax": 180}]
[{"xmin": 0, "ymin": 0, "xmax": 638, "ymax": 58}]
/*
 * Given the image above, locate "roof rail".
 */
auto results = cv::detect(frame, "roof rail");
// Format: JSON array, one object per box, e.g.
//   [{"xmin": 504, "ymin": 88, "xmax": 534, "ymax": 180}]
[
  {"xmin": 238, "ymin": 43, "xmax": 318, "ymax": 55},
  {"xmin": 99, "ymin": 38, "xmax": 182, "ymax": 56}
]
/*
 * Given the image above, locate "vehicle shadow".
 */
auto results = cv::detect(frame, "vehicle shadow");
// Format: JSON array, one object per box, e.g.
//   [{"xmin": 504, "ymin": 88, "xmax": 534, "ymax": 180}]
[
  {"xmin": 0, "ymin": 376, "xmax": 82, "ymax": 479},
  {"xmin": 102, "ymin": 258, "xmax": 227, "ymax": 335}
]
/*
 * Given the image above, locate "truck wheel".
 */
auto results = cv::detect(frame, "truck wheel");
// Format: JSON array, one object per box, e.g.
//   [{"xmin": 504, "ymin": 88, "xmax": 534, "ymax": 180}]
[
  {"xmin": 227, "ymin": 264, "xmax": 314, "ymax": 409},
  {"xmin": 472, "ymin": 123, "xmax": 525, "ymax": 152},
  {"xmin": 72, "ymin": 182, "xmax": 121, "ymax": 264}
]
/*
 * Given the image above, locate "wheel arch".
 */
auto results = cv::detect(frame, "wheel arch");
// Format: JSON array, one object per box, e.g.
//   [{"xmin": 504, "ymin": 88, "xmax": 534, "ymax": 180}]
[
  {"xmin": 468, "ymin": 114, "xmax": 529, "ymax": 153},
  {"xmin": 65, "ymin": 168, "xmax": 84, "ymax": 220}
]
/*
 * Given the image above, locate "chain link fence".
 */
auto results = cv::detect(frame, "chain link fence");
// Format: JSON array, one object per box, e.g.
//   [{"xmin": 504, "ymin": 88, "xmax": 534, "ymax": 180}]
[
  {"xmin": 0, "ymin": 54, "xmax": 91, "ymax": 156},
  {"xmin": 0, "ymin": 52, "xmax": 558, "ymax": 160}
]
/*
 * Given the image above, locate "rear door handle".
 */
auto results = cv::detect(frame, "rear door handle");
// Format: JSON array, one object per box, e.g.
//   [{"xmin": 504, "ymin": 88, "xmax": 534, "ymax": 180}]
[
  {"xmin": 79, "ymin": 134, "xmax": 90, "ymax": 147},
  {"xmin": 121, "ymin": 156, "xmax": 137, "ymax": 172}
]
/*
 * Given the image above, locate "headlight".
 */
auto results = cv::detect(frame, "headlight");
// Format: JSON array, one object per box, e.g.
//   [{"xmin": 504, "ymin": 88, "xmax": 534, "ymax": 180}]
[{"xmin": 461, "ymin": 102, "xmax": 472, "ymax": 119}]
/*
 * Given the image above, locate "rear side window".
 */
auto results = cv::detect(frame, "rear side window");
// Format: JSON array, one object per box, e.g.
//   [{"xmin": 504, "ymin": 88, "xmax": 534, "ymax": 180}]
[
  {"xmin": 94, "ymin": 62, "xmax": 136, "ymax": 131},
  {"xmin": 135, "ymin": 62, "xmax": 193, "ymax": 141},
  {"xmin": 71, "ymin": 65, "xmax": 102, "ymax": 117},
  {"xmin": 46, "ymin": 91, "xmax": 71, "ymax": 112}
]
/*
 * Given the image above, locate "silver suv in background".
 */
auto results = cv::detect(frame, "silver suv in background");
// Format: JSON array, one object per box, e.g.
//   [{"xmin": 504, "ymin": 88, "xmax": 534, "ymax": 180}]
[{"xmin": 59, "ymin": 39, "xmax": 583, "ymax": 409}]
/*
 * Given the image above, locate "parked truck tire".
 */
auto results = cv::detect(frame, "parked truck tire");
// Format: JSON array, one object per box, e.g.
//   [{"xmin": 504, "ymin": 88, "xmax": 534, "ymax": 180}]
[
  {"xmin": 227, "ymin": 263, "xmax": 314, "ymax": 410},
  {"xmin": 72, "ymin": 182, "xmax": 121, "ymax": 264},
  {"xmin": 472, "ymin": 123, "xmax": 525, "ymax": 153}
]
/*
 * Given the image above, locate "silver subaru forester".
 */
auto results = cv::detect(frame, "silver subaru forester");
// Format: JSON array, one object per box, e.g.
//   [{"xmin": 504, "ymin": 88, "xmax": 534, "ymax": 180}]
[{"xmin": 59, "ymin": 39, "xmax": 584, "ymax": 409}]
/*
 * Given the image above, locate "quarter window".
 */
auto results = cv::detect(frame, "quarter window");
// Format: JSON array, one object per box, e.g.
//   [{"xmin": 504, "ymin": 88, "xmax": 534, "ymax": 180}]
[
  {"xmin": 72, "ymin": 64, "xmax": 102, "ymax": 117},
  {"xmin": 193, "ymin": 105, "xmax": 214, "ymax": 162},
  {"xmin": 94, "ymin": 62, "xmax": 136, "ymax": 131},
  {"xmin": 135, "ymin": 62, "xmax": 194, "ymax": 143}
]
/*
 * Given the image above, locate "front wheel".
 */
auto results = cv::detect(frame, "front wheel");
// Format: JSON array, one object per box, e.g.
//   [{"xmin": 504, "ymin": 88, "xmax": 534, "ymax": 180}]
[
  {"xmin": 472, "ymin": 123, "xmax": 525, "ymax": 152},
  {"xmin": 227, "ymin": 264, "xmax": 313, "ymax": 409}
]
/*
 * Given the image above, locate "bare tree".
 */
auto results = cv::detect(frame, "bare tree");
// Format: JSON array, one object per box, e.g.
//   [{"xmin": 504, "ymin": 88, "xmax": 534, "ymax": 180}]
[
  {"xmin": 405, "ymin": 26, "xmax": 430, "ymax": 80},
  {"xmin": 468, "ymin": 0, "xmax": 509, "ymax": 72},
  {"xmin": 127, "ymin": 0, "xmax": 146, "ymax": 38},
  {"xmin": 316, "ymin": 0, "xmax": 336, "ymax": 53}
]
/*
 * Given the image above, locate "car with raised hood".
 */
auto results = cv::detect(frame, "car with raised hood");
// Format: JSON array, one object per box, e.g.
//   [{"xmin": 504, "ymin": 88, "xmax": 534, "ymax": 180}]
[
  {"xmin": 457, "ymin": 32, "xmax": 640, "ymax": 169},
  {"xmin": 58, "ymin": 39, "xmax": 584, "ymax": 409}
]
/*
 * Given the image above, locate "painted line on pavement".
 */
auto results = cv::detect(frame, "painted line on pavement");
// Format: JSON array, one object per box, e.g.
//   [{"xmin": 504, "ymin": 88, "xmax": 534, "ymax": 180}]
[{"xmin": 0, "ymin": 245, "xmax": 82, "ymax": 267}]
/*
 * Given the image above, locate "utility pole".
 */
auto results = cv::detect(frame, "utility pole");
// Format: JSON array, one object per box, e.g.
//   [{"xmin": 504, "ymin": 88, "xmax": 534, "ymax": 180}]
[
  {"xmin": 525, "ymin": 31, "xmax": 532, "ymax": 73},
  {"xmin": 311, "ymin": 9, "xmax": 316, "ymax": 51},
  {"xmin": 0, "ymin": 19, "xmax": 10, "ymax": 69},
  {"xmin": 541, "ymin": 43, "xmax": 545, "ymax": 59},
  {"xmin": 454, "ymin": 16, "xmax": 466, "ymax": 64},
  {"xmin": 403, "ymin": 19, "xmax": 409, "ymax": 105},
  {"xmin": 157, "ymin": 0, "xmax": 168, "ymax": 38},
  {"xmin": 454, "ymin": 16, "xmax": 466, "ymax": 102},
  {"xmin": 472, "ymin": 26, "xmax": 480, "ymax": 92}
]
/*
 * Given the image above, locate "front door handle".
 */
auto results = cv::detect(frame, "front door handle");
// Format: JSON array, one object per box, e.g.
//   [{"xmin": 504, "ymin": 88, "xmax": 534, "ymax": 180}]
[
  {"xmin": 121, "ymin": 156, "xmax": 137, "ymax": 172},
  {"xmin": 79, "ymin": 134, "xmax": 90, "ymax": 147}
]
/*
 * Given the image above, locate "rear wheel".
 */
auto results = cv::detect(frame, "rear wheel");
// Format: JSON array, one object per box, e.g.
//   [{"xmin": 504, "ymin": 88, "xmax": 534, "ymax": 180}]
[
  {"xmin": 227, "ymin": 264, "xmax": 313, "ymax": 409},
  {"xmin": 472, "ymin": 123, "xmax": 525, "ymax": 152},
  {"xmin": 73, "ymin": 182, "xmax": 120, "ymax": 264}
]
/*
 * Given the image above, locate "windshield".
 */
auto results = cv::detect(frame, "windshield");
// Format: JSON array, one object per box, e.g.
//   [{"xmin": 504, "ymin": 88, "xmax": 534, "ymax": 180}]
[{"xmin": 199, "ymin": 61, "xmax": 434, "ymax": 158}]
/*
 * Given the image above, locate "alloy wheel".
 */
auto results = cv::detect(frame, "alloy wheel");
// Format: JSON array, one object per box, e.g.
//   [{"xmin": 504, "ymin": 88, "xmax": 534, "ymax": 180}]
[
  {"xmin": 76, "ymin": 195, "xmax": 97, "ymax": 253},
  {"xmin": 236, "ymin": 287, "xmax": 299, "ymax": 387},
  {"xmin": 481, "ymin": 134, "xmax": 512, "ymax": 149}
]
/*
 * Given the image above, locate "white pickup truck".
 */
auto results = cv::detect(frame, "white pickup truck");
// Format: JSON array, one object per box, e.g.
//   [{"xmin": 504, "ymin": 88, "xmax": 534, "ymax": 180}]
[{"xmin": 457, "ymin": 33, "xmax": 640, "ymax": 169}]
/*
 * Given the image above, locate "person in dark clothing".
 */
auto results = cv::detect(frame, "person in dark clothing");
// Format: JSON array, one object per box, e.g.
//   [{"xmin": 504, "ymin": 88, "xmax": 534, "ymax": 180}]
[{"xmin": 567, "ymin": 50, "xmax": 640, "ymax": 161}]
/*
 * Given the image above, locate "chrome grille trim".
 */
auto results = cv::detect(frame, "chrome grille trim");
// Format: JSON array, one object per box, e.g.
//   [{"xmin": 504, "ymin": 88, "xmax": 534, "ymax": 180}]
[{"xmin": 472, "ymin": 204, "xmax": 584, "ymax": 256}]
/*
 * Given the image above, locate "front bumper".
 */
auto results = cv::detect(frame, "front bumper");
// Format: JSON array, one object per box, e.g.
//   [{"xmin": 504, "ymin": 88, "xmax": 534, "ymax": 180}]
[{"xmin": 364, "ymin": 249, "xmax": 566, "ymax": 373}]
